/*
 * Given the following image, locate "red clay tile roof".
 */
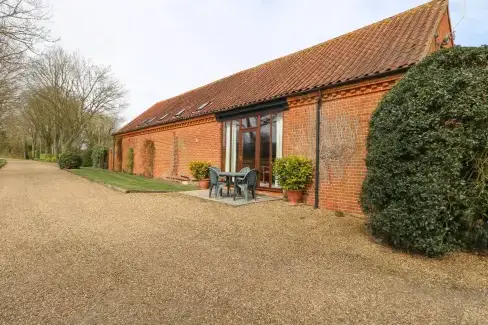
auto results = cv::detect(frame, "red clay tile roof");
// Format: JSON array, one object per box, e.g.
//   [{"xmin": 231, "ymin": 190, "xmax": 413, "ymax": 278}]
[{"xmin": 116, "ymin": 0, "xmax": 448, "ymax": 135}]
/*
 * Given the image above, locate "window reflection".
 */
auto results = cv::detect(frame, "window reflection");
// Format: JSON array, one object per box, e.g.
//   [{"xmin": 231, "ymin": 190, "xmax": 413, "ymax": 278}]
[
  {"xmin": 224, "ymin": 112, "xmax": 282, "ymax": 187},
  {"xmin": 242, "ymin": 116, "xmax": 257, "ymax": 128},
  {"xmin": 260, "ymin": 115, "xmax": 271, "ymax": 187}
]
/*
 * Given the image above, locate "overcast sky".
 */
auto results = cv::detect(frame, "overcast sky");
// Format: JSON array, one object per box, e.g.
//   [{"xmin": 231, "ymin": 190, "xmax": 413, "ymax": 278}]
[{"xmin": 46, "ymin": 0, "xmax": 487, "ymax": 125}]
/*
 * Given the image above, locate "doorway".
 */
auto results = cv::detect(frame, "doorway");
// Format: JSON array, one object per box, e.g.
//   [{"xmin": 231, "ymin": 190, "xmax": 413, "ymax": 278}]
[{"xmin": 223, "ymin": 112, "xmax": 283, "ymax": 190}]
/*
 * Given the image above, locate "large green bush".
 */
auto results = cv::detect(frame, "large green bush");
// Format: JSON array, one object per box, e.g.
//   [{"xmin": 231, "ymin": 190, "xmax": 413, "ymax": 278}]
[
  {"xmin": 361, "ymin": 46, "xmax": 488, "ymax": 256},
  {"xmin": 91, "ymin": 145, "xmax": 107, "ymax": 168},
  {"xmin": 273, "ymin": 155, "xmax": 314, "ymax": 190},
  {"xmin": 58, "ymin": 152, "xmax": 82, "ymax": 169}
]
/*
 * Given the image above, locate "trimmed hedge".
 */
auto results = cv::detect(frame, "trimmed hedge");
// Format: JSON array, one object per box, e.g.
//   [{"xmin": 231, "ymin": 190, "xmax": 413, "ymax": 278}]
[
  {"xmin": 361, "ymin": 46, "xmax": 488, "ymax": 256},
  {"xmin": 58, "ymin": 152, "xmax": 82, "ymax": 169}
]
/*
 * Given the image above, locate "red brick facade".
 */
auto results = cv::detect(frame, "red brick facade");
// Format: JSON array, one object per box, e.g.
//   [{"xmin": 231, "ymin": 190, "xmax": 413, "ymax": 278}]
[
  {"xmin": 113, "ymin": 75, "xmax": 399, "ymax": 214},
  {"xmin": 113, "ymin": 116, "xmax": 221, "ymax": 179},
  {"xmin": 283, "ymin": 75, "xmax": 402, "ymax": 214},
  {"xmin": 112, "ymin": 3, "xmax": 453, "ymax": 214}
]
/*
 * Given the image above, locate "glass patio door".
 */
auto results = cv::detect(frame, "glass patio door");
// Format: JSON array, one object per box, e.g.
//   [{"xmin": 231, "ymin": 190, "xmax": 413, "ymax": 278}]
[
  {"xmin": 240, "ymin": 131, "xmax": 257, "ymax": 169},
  {"xmin": 223, "ymin": 112, "xmax": 283, "ymax": 189}
]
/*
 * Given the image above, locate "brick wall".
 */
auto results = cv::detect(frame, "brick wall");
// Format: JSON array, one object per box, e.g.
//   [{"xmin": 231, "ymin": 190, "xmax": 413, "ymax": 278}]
[
  {"xmin": 117, "ymin": 116, "xmax": 221, "ymax": 179},
  {"xmin": 280, "ymin": 9, "xmax": 452, "ymax": 215},
  {"xmin": 428, "ymin": 9, "xmax": 454, "ymax": 52},
  {"xmin": 284, "ymin": 74, "xmax": 403, "ymax": 214},
  {"xmin": 108, "ymin": 148, "xmax": 113, "ymax": 171}
]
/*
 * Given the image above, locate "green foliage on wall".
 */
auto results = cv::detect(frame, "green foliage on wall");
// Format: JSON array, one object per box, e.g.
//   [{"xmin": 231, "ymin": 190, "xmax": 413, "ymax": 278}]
[
  {"xmin": 91, "ymin": 145, "xmax": 108, "ymax": 169},
  {"xmin": 142, "ymin": 139, "xmax": 155, "ymax": 178},
  {"xmin": 126, "ymin": 148, "xmax": 134, "ymax": 175},
  {"xmin": 361, "ymin": 46, "xmax": 488, "ymax": 256}
]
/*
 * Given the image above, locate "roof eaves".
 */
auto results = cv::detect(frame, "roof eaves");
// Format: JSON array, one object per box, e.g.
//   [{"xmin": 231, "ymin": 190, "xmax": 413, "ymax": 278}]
[{"xmin": 113, "ymin": 66, "xmax": 411, "ymax": 136}]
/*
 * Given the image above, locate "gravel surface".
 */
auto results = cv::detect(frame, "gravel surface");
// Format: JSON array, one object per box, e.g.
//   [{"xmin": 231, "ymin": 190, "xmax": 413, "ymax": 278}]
[{"xmin": 1, "ymin": 159, "xmax": 487, "ymax": 325}]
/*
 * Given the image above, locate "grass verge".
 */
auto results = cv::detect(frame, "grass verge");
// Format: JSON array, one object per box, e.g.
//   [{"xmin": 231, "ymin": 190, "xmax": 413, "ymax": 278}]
[
  {"xmin": 0, "ymin": 159, "xmax": 6, "ymax": 169},
  {"xmin": 69, "ymin": 167, "xmax": 197, "ymax": 192}
]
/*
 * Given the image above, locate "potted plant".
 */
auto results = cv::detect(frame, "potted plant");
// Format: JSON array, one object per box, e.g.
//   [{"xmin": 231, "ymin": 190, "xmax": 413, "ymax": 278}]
[
  {"xmin": 273, "ymin": 155, "xmax": 314, "ymax": 205},
  {"xmin": 189, "ymin": 161, "xmax": 212, "ymax": 189}
]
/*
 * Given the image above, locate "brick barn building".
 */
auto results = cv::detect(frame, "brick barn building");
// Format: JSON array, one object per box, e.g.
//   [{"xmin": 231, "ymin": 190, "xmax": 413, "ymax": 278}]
[{"xmin": 112, "ymin": 0, "xmax": 453, "ymax": 214}]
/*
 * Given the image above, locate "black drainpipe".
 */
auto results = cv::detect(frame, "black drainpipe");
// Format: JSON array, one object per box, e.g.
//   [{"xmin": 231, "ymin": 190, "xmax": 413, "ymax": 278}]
[{"xmin": 314, "ymin": 90, "xmax": 322, "ymax": 209}]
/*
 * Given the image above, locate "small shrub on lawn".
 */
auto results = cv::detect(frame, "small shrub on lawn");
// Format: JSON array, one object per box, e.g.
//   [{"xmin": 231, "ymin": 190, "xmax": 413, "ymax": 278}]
[
  {"xmin": 81, "ymin": 149, "xmax": 93, "ymax": 167},
  {"xmin": 58, "ymin": 152, "xmax": 82, "ymax": 169},
  {"xmin": 126, "ymin": 148, "xmax": 134, "ymax": 174},
  {"xmin": 273, "ymin": 155, "xmax": 314, "ymax": 190},
  {"xmin": 361, "ymin": 46, "xmax": 488, "ymax": 256},
  {"xmin": 91, "ymin": 145, "xmax": 107, "ymax": 168},
  {"xmin": 189, "ymin": 161, "xmax": 211, "ymax": 180}
]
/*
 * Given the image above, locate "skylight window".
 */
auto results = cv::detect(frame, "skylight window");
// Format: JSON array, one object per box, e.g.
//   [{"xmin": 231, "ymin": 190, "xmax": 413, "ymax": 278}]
[
  {"xmin": 139, "ymin": 117, "xmax": 156, "ymax": 126},
  {"xmin": 196, "ymin": 102, "xmax": 211, "ymax": 111},
  {"xmin": 159, "ymin": 113, "xmax": 169, "ymax": 121},
  {"xmin": 175, "ymin": 109, "xmax": 186, "ymax": 117},
  {"xmin": 139, "ymin": 118, "xmax": 150, "ymax": 126}
]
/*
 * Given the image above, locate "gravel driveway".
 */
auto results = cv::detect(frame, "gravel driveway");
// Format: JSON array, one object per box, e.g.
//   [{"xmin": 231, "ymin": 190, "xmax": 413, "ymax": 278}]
[{"xmin": 1, "ymin": 159, "xmax": 487, "ymax": 324}]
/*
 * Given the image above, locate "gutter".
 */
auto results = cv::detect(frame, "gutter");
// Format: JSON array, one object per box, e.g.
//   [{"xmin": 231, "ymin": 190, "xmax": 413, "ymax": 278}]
[
  {"xmin": 307, "ymin": 68, "xmax": 409, "ymax": 209},
  {"xmin": 113, "ymin": 68, "xmax": 411, "ymax": 137},
  {"xmin": 314, "ymin": 90, "xmax": 322, "ymax": 209}
]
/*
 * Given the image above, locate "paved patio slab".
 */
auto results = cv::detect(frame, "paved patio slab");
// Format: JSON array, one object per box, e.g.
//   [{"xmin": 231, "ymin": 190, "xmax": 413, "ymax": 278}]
[{"xmin": 181, "ymin": 189, "xmax": 282, "ymax": 206}]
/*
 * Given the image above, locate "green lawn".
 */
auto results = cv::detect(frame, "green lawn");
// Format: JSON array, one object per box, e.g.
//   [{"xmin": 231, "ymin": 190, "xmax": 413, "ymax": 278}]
[
  {"xmin": 0, "ymin": 159, "xmax": 6, "ymax": 169},
  {"xmin": 70, "ymin": 168, "xmax": 197, "ymax": 192}
]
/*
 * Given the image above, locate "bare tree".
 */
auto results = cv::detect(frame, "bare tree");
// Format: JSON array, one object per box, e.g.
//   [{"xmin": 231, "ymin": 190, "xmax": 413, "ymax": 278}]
[
  {"xmin": 26, "ymin": 47, "xmax": 127, "ymax": 153},
  {"xmin": 0, "ymin": 58, "xmax": 21, "ymax": 126},
  {"xmin": 82, "ymin": 113, "xmax": 123, "ymax": 148},
  {"xmin": 0, "ymin": 0, "xmax": 52, "ymax": 63},
  {"xmin": 0, "ymin": 0, "xmax": 53, "ymax": 134}
]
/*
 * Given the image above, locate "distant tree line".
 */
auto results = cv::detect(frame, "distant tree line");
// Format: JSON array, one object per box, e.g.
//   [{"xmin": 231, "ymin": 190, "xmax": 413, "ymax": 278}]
[{"xmin": 0, "ymin": 0, "xmax": 127, "ymax": 159}]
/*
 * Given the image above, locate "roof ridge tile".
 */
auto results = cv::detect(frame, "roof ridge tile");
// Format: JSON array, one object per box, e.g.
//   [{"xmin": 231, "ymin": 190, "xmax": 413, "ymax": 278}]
[{"xmin": 117, "ymin": 0, "xmax": 448, "ymax": 134}]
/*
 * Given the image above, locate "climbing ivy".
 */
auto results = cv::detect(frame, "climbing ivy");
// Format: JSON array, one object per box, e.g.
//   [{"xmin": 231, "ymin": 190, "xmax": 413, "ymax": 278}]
[
  {"xmin": 91, "ymin": 145, "xmax": 108, "ymax": 169},
  {"xmin": 126, "ymin": 148, "xmax": 134, "ymax": 174},
  {"xmin": 142, "ymin": 139, "xmax": 156, "ymax": 178}
]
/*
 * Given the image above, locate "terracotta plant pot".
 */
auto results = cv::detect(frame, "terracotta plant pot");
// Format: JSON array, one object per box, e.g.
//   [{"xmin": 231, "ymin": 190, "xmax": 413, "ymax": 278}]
[
  {"xmin": 199, "ymin": 179, "xmax": 210, "ymax": 189},
  {"xmin": 286, "ymin": 190, "xmax": 303, "ymax": 205}
]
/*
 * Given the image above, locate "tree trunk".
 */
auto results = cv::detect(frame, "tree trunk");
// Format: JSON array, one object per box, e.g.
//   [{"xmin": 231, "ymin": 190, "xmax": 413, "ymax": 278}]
[{"xmin": 32, "ymin": 135, "xmax": 36, "ymax": 160}]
